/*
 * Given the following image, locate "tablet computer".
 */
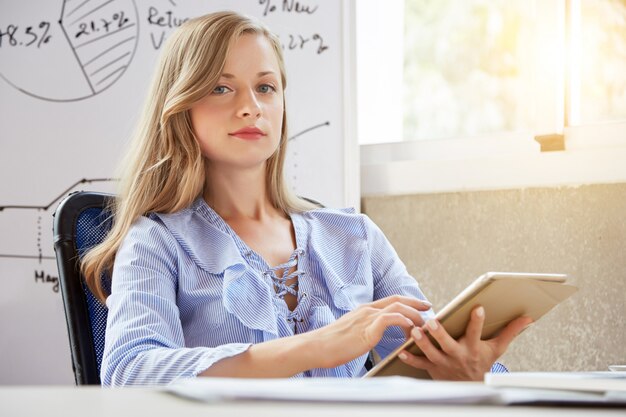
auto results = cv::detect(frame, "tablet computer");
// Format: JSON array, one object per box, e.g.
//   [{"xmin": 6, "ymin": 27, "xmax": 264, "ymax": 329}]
[{"xmin": 364, "ymin": 272, "xmax": 578, "ymax": 378}]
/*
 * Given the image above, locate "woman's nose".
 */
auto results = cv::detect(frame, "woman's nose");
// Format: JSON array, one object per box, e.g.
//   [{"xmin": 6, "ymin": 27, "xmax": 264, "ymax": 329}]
[{"xmin": 237, "ymin": 89, "xmax": 261, "ymax": 119}]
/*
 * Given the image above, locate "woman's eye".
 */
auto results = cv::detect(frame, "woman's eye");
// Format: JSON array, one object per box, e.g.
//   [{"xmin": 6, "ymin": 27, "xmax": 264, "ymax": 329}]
[
  {"xmin": 258, "ymin": 84, "xmax": 276, "ymax": 94},
  {"xmin": 212, "ymin": 85, "xmax": 231, "ymax": 95}
]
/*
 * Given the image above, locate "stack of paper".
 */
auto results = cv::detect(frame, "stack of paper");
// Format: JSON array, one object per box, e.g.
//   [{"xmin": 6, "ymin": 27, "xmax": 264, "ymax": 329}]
[
  {"xmin": 167, "ymin": 374, "xmax": 626, "ymax": 406},
  {"xmin": 485, "ymin": 371, "xmax": 626, "ymax": 405},
  {"xmin": 168, "ymin": 376, "xmax": 499, "ymax": 404},
  {"xmin": 485, "ymin": 371, "xmax": 626, "ymax": 393}
]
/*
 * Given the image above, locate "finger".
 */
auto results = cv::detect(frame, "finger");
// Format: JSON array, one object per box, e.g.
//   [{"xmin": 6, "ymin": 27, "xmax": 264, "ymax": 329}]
[
  {"xmin": 424, "ymin": 318, "xmax": 460, "ymax": 356},
  {"xmin": 370, "ymin": 295, "xmax": 432, "ymax": 311},
  {"xmin": 363, "ymin": 313, "xmax": 416, "ymax": 347},
  {"xmin": 398, "ymin": 349, "xmax": 432, "ymax": 371},
  {"xmin": 490, "ymin": 316, "xmax": 533, "ymax": 356},
  {"xmin": 464, "ymin": 305, "xmax": 486, "ymax": 346},
  {"xmin": 381, "ymin": 302, "xmax": 426, "ymax": 327},
  {"xmin": 411, "ymin": 326, "xmax": 446, "ymax": 365},
  {"xmin": 403, "ymin": 326, "xmax": 413, "ymax": 341},
  {"xmin": 370, "ymin": 312, "xmax": 415, "ymax": 340}
]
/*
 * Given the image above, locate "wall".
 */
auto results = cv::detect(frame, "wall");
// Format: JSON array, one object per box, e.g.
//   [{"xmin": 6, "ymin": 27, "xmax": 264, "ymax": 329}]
[{"xmin": 362, "ymin": 183, "xmax": 626, "ymax": 371}]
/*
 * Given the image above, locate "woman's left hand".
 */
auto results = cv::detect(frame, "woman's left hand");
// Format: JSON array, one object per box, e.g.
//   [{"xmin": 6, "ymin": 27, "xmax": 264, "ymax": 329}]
[{"xmin": 397, "ymin": 305, "xmax": 533, "ymax": 381}]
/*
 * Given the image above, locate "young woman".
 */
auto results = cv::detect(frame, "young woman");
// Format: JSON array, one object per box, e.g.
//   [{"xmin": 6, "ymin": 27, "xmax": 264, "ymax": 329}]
[{"xmin": 82, "ymin": 11, "xmax": 531, "ymax": 386}]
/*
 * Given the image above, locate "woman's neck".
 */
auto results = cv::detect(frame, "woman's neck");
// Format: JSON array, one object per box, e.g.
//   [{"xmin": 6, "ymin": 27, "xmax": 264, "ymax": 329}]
[{"xmin": 203, "ymin": 163, "xmax": 282, "ymax": 222}]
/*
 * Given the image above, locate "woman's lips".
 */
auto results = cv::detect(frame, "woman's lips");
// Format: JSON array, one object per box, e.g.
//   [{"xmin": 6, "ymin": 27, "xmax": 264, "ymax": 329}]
[{"xmin": 229, "ymin": 126, "xmax": 266, "ymax": 140}]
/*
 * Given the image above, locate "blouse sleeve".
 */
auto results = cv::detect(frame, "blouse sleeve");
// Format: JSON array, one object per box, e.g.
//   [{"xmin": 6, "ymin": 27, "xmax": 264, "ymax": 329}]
[
  {"xmin": 101, "ymin": 216, "xmax": 250, "ymax": 386},
  {"xmin": 363, "ymin": 215, "xmax": 435, "ymax": 360}
]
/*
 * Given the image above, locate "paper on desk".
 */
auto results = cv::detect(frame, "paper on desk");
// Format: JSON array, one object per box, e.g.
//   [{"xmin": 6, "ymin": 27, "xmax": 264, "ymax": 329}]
[
  {"xmin": 497, "ymin": 387, "xmax": 626, "ymax": 406},
  {"xmin": 486, "ymin": 372, "xmax": 626, "ymax": 406},
  {"xmin": 167, "ymin": 376, "xmax": 500, "ymax": 404},
  {"xmin": 485, "ymin": 371, "xmax": 626, "ymax": 393}
]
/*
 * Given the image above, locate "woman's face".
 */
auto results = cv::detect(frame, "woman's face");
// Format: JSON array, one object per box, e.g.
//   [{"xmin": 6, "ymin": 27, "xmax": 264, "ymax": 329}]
[{"xmin": 190, "ymin": 33, "xmax": 284, "ymax": 171}]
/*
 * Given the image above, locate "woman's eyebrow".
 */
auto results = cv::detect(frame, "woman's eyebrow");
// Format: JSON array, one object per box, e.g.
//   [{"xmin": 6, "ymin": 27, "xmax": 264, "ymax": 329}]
[{"xmin": 220, "ymin": 71, "xmax": 277, "ymax": 79}]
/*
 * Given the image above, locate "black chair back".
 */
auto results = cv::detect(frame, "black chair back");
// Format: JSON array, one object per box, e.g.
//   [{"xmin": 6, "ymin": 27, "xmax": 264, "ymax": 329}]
[{"xmin": 53, "ymin": 191, "xmax": 114, "ymax": 385}]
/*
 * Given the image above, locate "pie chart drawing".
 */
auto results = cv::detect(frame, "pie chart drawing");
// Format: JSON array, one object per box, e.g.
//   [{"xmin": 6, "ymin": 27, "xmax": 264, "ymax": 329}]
[{"xmin": 0, "ymin": 0, "xmax": 139, "ymax": 102}]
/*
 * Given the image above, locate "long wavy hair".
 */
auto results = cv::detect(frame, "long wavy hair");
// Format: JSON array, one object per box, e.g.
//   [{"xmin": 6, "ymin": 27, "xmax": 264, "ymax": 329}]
[{"xmin": 82, "ymin": 11, "xmax": 314, "ymax": 302}]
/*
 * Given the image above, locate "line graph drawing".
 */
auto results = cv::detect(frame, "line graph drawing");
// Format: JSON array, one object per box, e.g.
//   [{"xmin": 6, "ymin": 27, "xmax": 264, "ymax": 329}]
[
  {"xmin": 0, "ymin": 120, "xmax": 330, "ymax": 263},
  {"xmin": 0, "ymin": 177, "xmax": 116, "ymax": 263},
  {"xmin": 0, "ymin": 0, "xmax": 139, "ymax": 102},
  {"xmin": 287, "ymin": 121, "xmax": 331, "ymax": 195},
  {"xmin": 0, "ymin": 177, "xmax": 115, "ymax": 211},
  {"xmin": 289, "ymin": 121, "xmax": 330, "ymax": 141},
  {"xmin": 0, "ymin": 121, "xmax": 329, "ymax": 214},
  {"xmin": 0, "ymin": 254, "xmax": 56, "ymax": 260}
]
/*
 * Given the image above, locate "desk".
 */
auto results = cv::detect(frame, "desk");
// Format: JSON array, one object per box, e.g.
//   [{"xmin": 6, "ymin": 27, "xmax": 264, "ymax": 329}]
[{"xmin": 0, "ymin": 386, "xmax": 624, "ymax": 417}]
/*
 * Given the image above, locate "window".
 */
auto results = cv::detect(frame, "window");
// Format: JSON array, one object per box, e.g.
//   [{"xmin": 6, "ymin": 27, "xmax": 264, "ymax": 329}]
[
  {"xmin": 403, "ymin": 0, "xmax": 535, "ymax": 141},
  {"xmin": 570, "ymin": 0, "xmax": 626, "ymax": 125},
  {"xmin": 357, "ymin": 0, "xmax": 626, "ymax": 195}
]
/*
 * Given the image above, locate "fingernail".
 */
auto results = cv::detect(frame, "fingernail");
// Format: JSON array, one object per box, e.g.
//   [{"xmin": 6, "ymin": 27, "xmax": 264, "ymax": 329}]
[
  {"xmin": 476, "ymin": 306, "xmax": 485, "ymax": 318},
  {"xmin": 412, "ymin": 327, "xmax": 423, "ymax": 340},
  {"xmin": 427, "ymin": 319, "xmax": 438, "ymax": 331},
  {"xmin": 399, "ymin": 352, "xmax": 408, "ymax": 361},
  {"xmin": 421, "ymin": 300, "xmax": 432, "ymax": 307}
]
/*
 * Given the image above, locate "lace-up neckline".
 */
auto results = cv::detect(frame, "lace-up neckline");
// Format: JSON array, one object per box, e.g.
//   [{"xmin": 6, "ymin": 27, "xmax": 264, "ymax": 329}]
[
  {"xmin": 194, "ymin": 199, "xmax": 308, "ymax": 313},
  {"xmin": 263, "ymin": 248, "xmax": 305, "ymax": 299}
]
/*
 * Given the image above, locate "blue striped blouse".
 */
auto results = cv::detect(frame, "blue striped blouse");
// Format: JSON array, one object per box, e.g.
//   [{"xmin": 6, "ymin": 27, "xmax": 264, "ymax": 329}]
[{"xmin": 102, "ymin": 198, "xmax": 434, "ymax": 386}]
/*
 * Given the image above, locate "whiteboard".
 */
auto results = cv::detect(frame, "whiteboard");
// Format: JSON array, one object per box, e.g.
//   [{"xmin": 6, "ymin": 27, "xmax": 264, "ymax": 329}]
[{"xmin": 0, "ymin": 0, "xmax": 357, "ymax": 384}]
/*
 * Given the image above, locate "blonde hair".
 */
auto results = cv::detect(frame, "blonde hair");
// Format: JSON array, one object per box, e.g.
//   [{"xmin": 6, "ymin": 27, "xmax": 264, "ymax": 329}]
[{"xmin": 82, "ymin": 11, "xmax": 315, "ymax": 302}]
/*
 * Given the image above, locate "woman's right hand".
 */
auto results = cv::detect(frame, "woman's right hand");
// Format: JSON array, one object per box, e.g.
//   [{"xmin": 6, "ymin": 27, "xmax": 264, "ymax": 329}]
[{"xmin": 308, "ymin": 295, "xmax": 432, "ymax": 369}]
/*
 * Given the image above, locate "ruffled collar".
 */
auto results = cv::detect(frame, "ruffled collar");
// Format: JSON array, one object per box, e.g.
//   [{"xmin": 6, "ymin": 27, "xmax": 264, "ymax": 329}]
[
  {"xmin": 153, "ymin": 198, "xmax": 369, "ymax": 336},
  {"xmin": 154, "ymin": 198, "xmax": 281, "ymax": 335}
]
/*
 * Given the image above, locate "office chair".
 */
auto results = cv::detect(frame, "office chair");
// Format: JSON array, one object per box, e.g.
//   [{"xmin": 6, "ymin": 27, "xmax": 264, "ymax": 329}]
[{"xmin": 53, "ymin": 191, "xmax": 114, "ymax": 385}]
